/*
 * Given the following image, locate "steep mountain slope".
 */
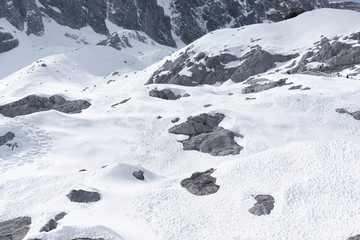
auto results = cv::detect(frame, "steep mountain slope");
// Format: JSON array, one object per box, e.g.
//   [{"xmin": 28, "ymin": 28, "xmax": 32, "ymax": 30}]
[
  {"xmin": 1, "ymin": 8, "xmax": 360, "ymax": 240},
  {"xmin": 1, "ymin": 0, "xmax": 330, "ymax": 48}
]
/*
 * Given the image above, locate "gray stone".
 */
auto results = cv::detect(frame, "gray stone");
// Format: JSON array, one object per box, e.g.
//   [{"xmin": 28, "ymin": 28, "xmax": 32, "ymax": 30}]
[
  {"xmin": 67, "ymin": 190, "xmax": 101, "ymax": 203},
  {"xmin": 181, "ymin": 127, "xmax": 243, "ymax": 156},
  {"xmin": 132, "ymin": 170, "xmax": 145, "ymax": 181},
  {"xmin": 0, "ymin": 216, "xmax": 32, "ymax": 240},
  {"xmin": 336, "ymin": 108, "xmax": 348, "ymax": 114},
  {"xmin": 97, "ymin": 31, "xmax": 146, "ymax": 50},
  {"xmin": 289, "ymin": 85, "xmax": 302, "ymax": 90},
  {"xmin": 351, "ymin": 111, "xmax": 360, "ymax": 120},
  {"xmin": 348, "ymin": 234, "xmax": 360, "ymax": 240},
  {"xmin": 149, "ymin": 89, "xmax": 178, "ymax": 100},
  {"xmin": 0, "ymin": 132, "xmax": 15, "ymax": 146},
  {"xmin": 54, "ymin": 212, "xmax": 67, "ymax": 221},
  {"xmin": 336, "ymin": 108, "xmax": 360, "ymax": 120},
  {"xmin": 169, "ymin": 113, "xmax": 225, "ymax": 137},
  {"xmin": 171, "ymin": 118, "xmax": 180, "ymax": 123},
  {"xmin": 0, "ymin": 95, "xmax": 91, "ymax": 118},
  {"xmin": 147, "ymin": 49, "xmax": 297, "ymax": 86},
  {"xmin": 39, "ymin": 219, "xmax": 57, "ymax": 233},
  {"xmin": 180, "ymin": 168, "xmax": 219, "ymax": 196},
  {"xmin": 242, "ymin": 78, "xmax": 288, "ymax": 94},
  {"xmin": 0, "ymin": 31, "xmax": 19, "ymax": 53},
  {"xmin": 249, "ymin": 195, "xmax": 275, "ymax": 216}
]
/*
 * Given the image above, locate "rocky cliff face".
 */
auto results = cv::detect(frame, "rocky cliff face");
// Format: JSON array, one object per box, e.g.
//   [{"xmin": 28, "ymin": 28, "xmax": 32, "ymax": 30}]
[
  {"xmin": 0, "ymin": 0, "xmax": 330, "ymax": 47},
  {"xmin": 330, "ymin": 1, "xmax": 360, "ymax": 11}
]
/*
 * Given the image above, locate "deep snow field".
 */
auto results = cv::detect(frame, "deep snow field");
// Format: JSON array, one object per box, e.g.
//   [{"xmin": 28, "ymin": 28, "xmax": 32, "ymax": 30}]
[{"xmin": 1, "ymin": 8, "xmax": 360, "ymax": 240}]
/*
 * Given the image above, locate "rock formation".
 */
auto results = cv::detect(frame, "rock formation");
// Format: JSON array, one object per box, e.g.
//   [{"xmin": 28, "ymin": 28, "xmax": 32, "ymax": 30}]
[
  {"xmin": 67, "ymin": 190, "xmax": 101, "ymax": 203},
  {"xmin": 180, "ymin": 168, "xmax": 219, "ymax": 196},
  {"xmin": 249, "ymin": 195, "xmax": 275, "ymax": 216},
  {"xmin": 0, "ymin": 217, "xmax": 32, "ymax": 240}
]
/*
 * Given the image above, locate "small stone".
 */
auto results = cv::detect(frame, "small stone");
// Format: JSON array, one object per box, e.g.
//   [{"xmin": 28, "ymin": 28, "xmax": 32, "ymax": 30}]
[
  {"xmin": 288, "ymin": 85, "xmax": 302, "ymax": 90},
  {"xmin": 133, "ymin": 170, "xmax": 145, "ymax": 180},
  {"xmin": 249, "ymin": 195, "xmax": 275, "ymax": 216},
  {"xmin": 67, "ymin": 190, "xmax": 101, "ymax": 203},
  {"xmin": 40, "ymin": 219, "xmax": 57, "ymax": 232},
  {"xmin": 336, "ymin": 108, "xmax": 348, "ymax": 114},
  {"xmin": 79, "ymin": 169, "xmax": 87, "ymax": 172},
  {"xmin": 54, "ymin": 212, "xmax": 67, "ymax": 221},
  {"xmin": 203, "ymin": 104, "xmax": 212, "ymax": 108},
  {"xmin": 171, "ymin": 118, "xmax": 180, "ymax": 123}
]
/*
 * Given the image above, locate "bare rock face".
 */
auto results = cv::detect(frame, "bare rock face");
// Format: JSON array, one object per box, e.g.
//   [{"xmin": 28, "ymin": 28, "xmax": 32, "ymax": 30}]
[
  {"xmin": 242, "ymin": 78, "xmax": 289, "ymax": 94},
  {"xmin": 330, "ymin": 1, "xmax": 360, "ymax": 12},
  {"xmin": 0, "ymin": 217, "xmax": 32, "ymax": 240},
  {"xmin": 39, "ymin": 212, "xmax": 67, "ymax": 233},
  {"xmin": 180, "ymin": 168, "xmax": 219, "ymax": 196},
  {"xmin": 149, "ymin": 89, "xmax": 179, "ymax": 100},
  {"xmin": 0, "ymin": 31, "xmax": 19, "ymax": 53},
  {"xmin": 67, "ymin": 190, "xmax": 101, "ymax": 203},
  {"xmin": 0, "ymin": 132, "xmax": 15, "ymax": 146},
  {"xmin": 97, "ymin": 31, "xmax": 147, "ymax": 50},
  {"xmin": 336, "ymin": 108, "xmax": 360, "ymax": 120},
  {"xmin": 0, "ymin": 95, "xmax": 91, "ymax": 118},
  {"xmin": 147, "ymin": 49, "xmax": 298, "ymax": 86},
  {"xmin": 348, "ymin": 234, "xmax": 360, "ymax": 240},
  {"xmin": 169, "ymin": 113, "xmax": 243, "ymax": 156},
  {"xmin": 249, "ymin": 195, "xmax": 275, "ymax": 216}
]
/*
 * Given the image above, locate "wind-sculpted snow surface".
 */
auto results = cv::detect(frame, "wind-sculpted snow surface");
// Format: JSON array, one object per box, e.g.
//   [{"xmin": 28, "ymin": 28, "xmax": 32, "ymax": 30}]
[{"xmin": 0, "ymin": 95, "xmax": 90, "ymax": 118}]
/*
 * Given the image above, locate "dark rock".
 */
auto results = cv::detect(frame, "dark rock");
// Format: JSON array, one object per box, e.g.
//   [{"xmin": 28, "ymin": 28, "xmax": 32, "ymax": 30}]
[
  {"xmin": 289, "ymin": 85, "xmax": 302, "ymax": 90},
  {"xmin": 147, "ymin": 49, "xmax": 298, "ymax": 86},
  {"xmin": 301, "ymin": 87, "xmax": 311, "ymax": 91},
  {"xmin": 245, "ymin": 97, "xmax": 256, "ymax": 100},
  {"xmin": 180, "ymin": 168, "xmax": 219, "ymax": 196},
  {"xmin": 336, "ymin": 108, "xmax": 360, "ymax": 120},
  {"xmin": 0, "ymin": 216, "xmax": 32, "ymax": 240},
  {"xmin": 203, "ymin": 104, "xmax": 212, "ymax": 108},
  {"xmin": 111, "ymin": 98, "xmax": 131, "ymax": 108},
  {"xmin": 157, "ymin": 116, "xmax": 162, "ymax": 119},
  {"xmin": 169, "ymin": 113, "xmax": 225, "ymax": 137},
  {"xmin": 39, "ymin": 219, "xmax": 57, "ymax": 233},
  {"xmin": 242, "ymin": 78, "xmax": 288, "ymax": 94},
  {"xmin": 97, "ymin": 31, "xmax": 146, "ymax": 50},
  {"xmin": 0, "ymin": 31, "xmax": 19, "ymax": 53},
  {"xmin": 181, "ymin": 127, "xmax": 243, "ymax": 156},
  {"xmin": 183, "ymin": 93, "xmax": 191, "ymax": 98},
  {"xmin": 249, "ymin": 195, "xmax": 275, "ymax": 216},
  {"xmin": 71, "ymin": 238, "xmax": 104, "ymax": 240},
  {"xmin": 336, "ymin": 108, "xmax": 349, "ymax": 114},
  {"xmin": 171, "ymin": 118, "xmax": 180, "ymax": 123},
  {"xmin": 348, "ymin": 234, "xmax": 360, "ymax": 240},
  {"xmin": 67, "ymin": 189, "xmax": 101, "ymax": 203},
  {"xmin": 284, "ymin": 8, "xmax": 298, "ymax": 20},
  {"xmin": 0, "ymin": 132, "xmax": 15, "ymax": 146},
  {"xmin": 79, "ymin": 169, "xmax": 87, "ymax": 172},
  {"xmin": 54, "ymin": 212, "xmax": 67, "ymax": 221},
  {"xmin": 133, "ymin": 170, "xmax": 145, "ymax": 181},
  {"xmin": 351, "ymin": 111, "xmax": 360, "ymax": 120},
  {"xmin": 149, "ymin": 89, "xmax": 178, "ymax": 100},
  {"xmin": 330, "ymin": 1, "xmax": 360, "ymax": 12},
  {"xmin": 0, "ymin": 95, "xmax": 91, "ymax": 118}
]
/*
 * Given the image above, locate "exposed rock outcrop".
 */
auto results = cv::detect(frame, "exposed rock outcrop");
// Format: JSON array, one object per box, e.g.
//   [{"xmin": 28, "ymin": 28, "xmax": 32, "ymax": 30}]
[
  {"xmin": 249, "ymin": 195, "xmax": 275, "ymax": 216},
  {"xmin": 169, "ymin": 113, "xmax": 243, "ymax": 156},
  {"xmin": 0, "ymin": 95, "xmax": 91, "ymax": 118},
  {"xmin": 0, "ymin": 132, "xmax": 15, "ymax": 146},
  {"xmin": 133, "ymin": 170, "xmax": 145, "ymax": 181},
  {"xmin": 348, "ymin": 234, "xmax": 360, "ymax": 240},
  {"xmin": 242, "ymin": 78, "xmax": 289, "ymax": 94},
  {"xmin": 0, "ymin": 216, "xmax": 32, "ymax": 240},
  {"xmin": 67, "ymin": 190, "xmax": 101, "ymax": 203},
  {"xmin": 39, "ymin": 212, "xmax": 66, "ymax": 232},
  {"xmin": 330, "ymin": 1, "xmax": 360, "ymax": 12},
  {"xmin": 336, "ymin": 108, "xmax": 360, "ymax": 120},
  {"xmin": 149, "ymin": 89, "xmax": 179, "ymax": 100},
  {"xmin": 97, "ymin": 31, "xmax": 147, "ymax": 50},
  {"xmin": 0, "ymin": 31, "xmax": 19, "ymax": 53},
  {"xmin": 180, "ymin": 168, "xmax": 219, "ymax": 196},
  {"xmin": 147, "ymin": 49, "xmax": 298, "ymax": 86}
]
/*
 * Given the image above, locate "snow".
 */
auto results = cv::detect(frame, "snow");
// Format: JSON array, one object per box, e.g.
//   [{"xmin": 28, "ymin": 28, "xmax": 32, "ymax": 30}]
[{"xmin": 1, "ymin": 8, "xmax": 360, "ymax": 240}]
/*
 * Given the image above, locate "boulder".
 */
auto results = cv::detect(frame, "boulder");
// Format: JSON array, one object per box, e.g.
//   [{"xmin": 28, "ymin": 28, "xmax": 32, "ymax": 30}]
[
  {"xmin": 0, "ymin": 31, "xmax": 19, "ymax": 53},
  {"xmin": 149, "ymin": 89, "xmax": 179, "ymax": 100},
  {"xmin": 39, "ymin": 219, "xmax": 57, "ymax": 233},
  {"xmin": 242, "ymin": 78, "xmax": 289, "ymax": 94},
  {"xmin": 180, "ymin": 168, "xmax": 219, "ymax": 196},
  {"xmin": 0, "ymin": 95, "xmax": 91, "ymax": 118},
  {"xmin": 0, "ymin": 216, "xmax": 31, "ymax": 240},
  {"xmin": 249, "ymin": 195, "xmax": 275, "ymax": 216},
  {"xmin": 133, "ymin": 170, "xmax": 145, "ymax": 181},
  {"xmin": 67, "ymin": 190, "xmax": 101, "ymax": 203},
  {"xmin": 0, "ymin": 132, "xmax": 15, "ymax": 146},
  {"xmin": 169, "ymin": 113, "xmax": 225, "ymax": 137},
  {"xmin": 181, "ymin": 127, "xmax": 243, "ymax": 156}
]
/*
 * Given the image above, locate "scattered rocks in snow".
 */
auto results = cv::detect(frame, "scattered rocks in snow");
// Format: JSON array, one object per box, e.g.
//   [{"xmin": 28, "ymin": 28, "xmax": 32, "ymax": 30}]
[
  {"xmin": 0, "ymin": 216, "xmax": 32, "ymax": 240},
  {"xmin": 171, "ymin": 117, "xmax": 180, "ymax": 123},
  {"xmin": 181, "ymin": 127, "xmax": 244, "ymax": 156},
  {"xmin": 40, "ymin": 212, "xmax": 66, "ymax": 233},
  {"xmin": 0, "ymin": 95, "xmax": 91, "ymax": 118},
  {"xmin": 348, "ymin": 234, "xmax": 360, "ymax": 240},
  {"xmin": 67, "ymin": 190, "xmax": 101, "ymax": 203},
  {"xmin": 149, "ymin": 89, "xmax": 179, "ymax": 100},
  {"xmin": 132, "ymin": 170, "xmax": 145, "ymax": 181},
  {"xmin": 147, "ymin": 49, "xmax": 298, "ymax": 86},
  {"xmin": 249, "ymin": 195, "xmax": 275, "ymax": 216},
  {"xmin": 242, "ymin": 78, "xmax": 289, "ymax": 94},
  {"xmin": 0, "ymin": 132, "xmax": 15, "ymax": 146},
  {"xmin": 169, "ymin": 113, "xmax": 243, "ymax": 156},
  {"xmin": 0, "ymin": 31, "xmax": 19, "ymax": 53},
  {"xmin": 336, "ymin": 108, "xmax": 360, "ymax": 120},
  {"xmin": 180, "ymin": 168, "xmax": 219, "ymax": 196},
  {"xmin": 39, "ymin": 219, "xmax": 57, "ymax": 233}
]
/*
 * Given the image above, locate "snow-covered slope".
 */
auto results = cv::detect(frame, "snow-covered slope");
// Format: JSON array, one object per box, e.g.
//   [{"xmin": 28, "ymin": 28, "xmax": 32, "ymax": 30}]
[{"xmin": 1, "ymin": 8, "xmax": 360, "ymax": 240}]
